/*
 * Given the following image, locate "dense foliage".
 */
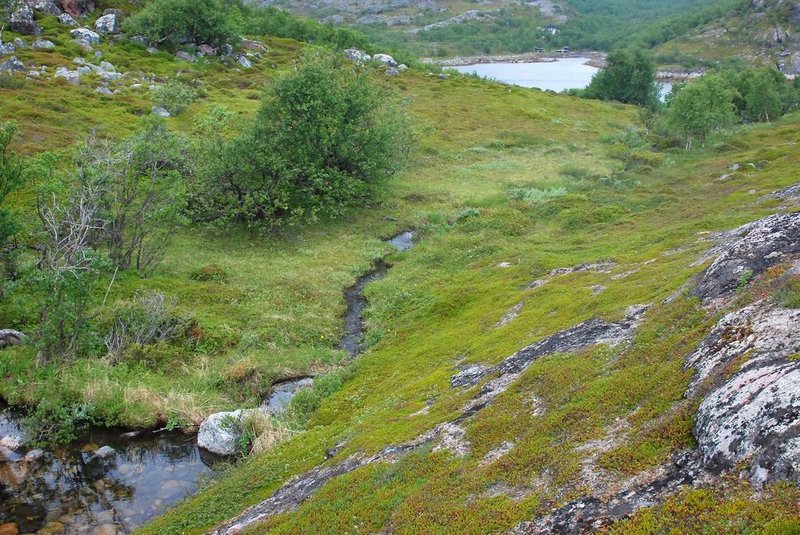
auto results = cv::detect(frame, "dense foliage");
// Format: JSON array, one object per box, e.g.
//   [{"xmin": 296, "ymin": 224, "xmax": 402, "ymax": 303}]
[
  {"xmin": 193, "ymin": 53, "xmax": 412, "ymax": 227},
  {"xmin": 585, "ymin": 49, "xmax": 659, "ymax": 108},
  {"xmin": 124, "ymin": 0, "xmax": 242, "ymax": 47},
  {"xmin": 0, "ymin": 123, "xmax": 22, "ymax": 296}
]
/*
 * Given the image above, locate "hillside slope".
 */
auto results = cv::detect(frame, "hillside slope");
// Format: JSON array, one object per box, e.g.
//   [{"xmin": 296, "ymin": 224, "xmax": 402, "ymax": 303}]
[{"xmin": 657, "ymin": 0, "xmax": 800, "ymax": 73}]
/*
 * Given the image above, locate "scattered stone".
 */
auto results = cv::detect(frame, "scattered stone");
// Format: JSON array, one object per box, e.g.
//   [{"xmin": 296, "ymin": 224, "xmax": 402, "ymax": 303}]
[
  {"xmin": 385, "ymin": 66, "xmax": 400, "ymax": 76},
  {"xmin": 198, "ymin": 44, "xmax": 216, "ymax": 56},
  {"xmin": 692, "ymin": 212, "xmax": 800, "ymax": 305},
  {"xmin": 373, "ymin": 53, "xmax": 397, "ymax": 67},
  {"xmin": 527, "ymin": 261, "xmax": 616, "ymax": 289},
  {"xmin": 93, "ymin": 445, "xmax": 116, "ymax": 459},
  {"xmin": 151, "ymin": 106, "xmax": 171, "ymax": 118},
  {"xmin": 344, "ymin": 48, "xmax": 371, "ymax": 64},
  {"xmin": 591, "ymin": 285, "xmax": 606, "ymax": 295},
  {"xmin": 32, "ymin": 39, "xmax": 55, "ymax": 50},
  {"xmin": 94, "ymin": 86, "xmax": 112, "ymax": 95},
  {"xmin": 28, "ymin": 0, "xmax": 62, "ymax": 16},
  {"xmin": 219, "ymin": 44, "xmax": 233, "ymax": 57},
  {"xmin": 0, "ymin": 329, "xmax": 25, "ymax": 347},
  {"xmin": 57, "ymin": 12, "xmax": 77, "ymax": 26},
  {"xmin": 54, "ymin": 66, "xmax": 80, "ymax": 84},
  {"xmin": 175, "ymin": 51, "xmax": 195, "ymax": 62},
  {"xmin": 129, "ymin": 35, "xmax": 148, "ymax": 46},
  {"xmin": 496, "ymin": 261, "xmax": 513, "ymax": 268},
  {"xmin": 198, "ymin": 408, "xmax": 266, "ymax": 456},
  {"xmin": 146, "ymin": 46, "xmax": 160, "ymax": 54},
  {"xmin": 0, "ymin": 432, "xmax": 26, "ymax": 451},
  {"xmin": 70, "ymin": 28, "xmax": 100, "ymax": 45},
  {"xmin": 398, "ymin": 64, "xmax": 408, "ymax": 71},
  {"xmin": 241, "ymin": 38, "xmax": 267, "ymax": 52},
  {"xmin": 0, "ymin": 39, "xmax": 15, "ymax": 56},
  {"xmin": 99, "ymin": 60, "xmax": 115, "ymax": 72},
  {"xmin": 24, "ymin": 449, "xmax": 45, "ymax": 462},
  {"xmin": 235, "ymin": 54, "xmax": 252, "ymax": 68},
  {"xmin": 94, "ymin": 13, "xmax": 120, "ymax": 34},
  {"xmin": 9, "ymin": 5, "xmax": 42, "ymax": 36}
]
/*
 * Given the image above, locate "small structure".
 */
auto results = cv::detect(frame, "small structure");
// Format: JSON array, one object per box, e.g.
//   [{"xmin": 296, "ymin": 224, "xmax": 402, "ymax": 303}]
[{"xmin": 545, "ymin": 25, "xmax": 559, "ymax": 35}]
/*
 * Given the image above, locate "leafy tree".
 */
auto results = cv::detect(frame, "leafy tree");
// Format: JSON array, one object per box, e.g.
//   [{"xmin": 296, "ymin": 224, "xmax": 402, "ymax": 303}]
[
  {"xmin": 666, "ymin": 74, "xmax": 738, "ymax": 149},
  {"xmin": 585, "ymin": 48, "xmax": 660, "ymax": 108},
  {"xmin": 0, "ymin": 122, "xmax": 22, "ymax": 295},
  {"xmin": 124, "ymin": 0, "xmax": 241, "ymax": 47},
  {"xmin": 80, "ymin": 117, "xmax": 188, "ymax": 275},
  {"xmin": 195, "ymin": 52, "xmax": 412, "ymax": 227}
]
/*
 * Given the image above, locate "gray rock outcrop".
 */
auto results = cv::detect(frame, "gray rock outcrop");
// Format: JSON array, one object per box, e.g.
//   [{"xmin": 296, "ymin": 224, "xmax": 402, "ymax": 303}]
[
  {"xmin": 693, "ymin": 212, "xmax": 800, "ymax": 304},
  {"xmin": 57, "ymin": 12, "xmax": 77, "ymax": 25},
  {"xmin": 687, "ymin": 302, "xmax": 800, "ymax": 484},
  {"xmin": 27, "ymin": 0, "xmax": 62, "ymax": 16}
]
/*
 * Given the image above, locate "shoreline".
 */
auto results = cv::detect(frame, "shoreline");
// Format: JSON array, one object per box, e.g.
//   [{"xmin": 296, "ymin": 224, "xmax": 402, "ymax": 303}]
[{"xmin": 426, "ymin": 51, "xmax": 607, "ymax": 69}]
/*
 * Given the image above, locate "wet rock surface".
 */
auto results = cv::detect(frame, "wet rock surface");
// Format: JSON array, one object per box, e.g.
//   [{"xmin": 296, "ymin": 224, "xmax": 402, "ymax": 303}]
[{"xmin": 693, "ymin": 212, "xmax": 800, "ymax": 304}]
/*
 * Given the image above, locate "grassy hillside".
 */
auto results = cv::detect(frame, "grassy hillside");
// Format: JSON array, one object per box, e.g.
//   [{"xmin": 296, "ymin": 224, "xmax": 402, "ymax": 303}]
[
  {"xmin": 655, "ymin": 0, "xmax": 800, "ymax": 71},
  {"xmin": 256, "ymin": 0, "xmax": 734, "ymax": 57},
  {"xmin": 2, "ymin": 1, "xmax": 800, "ymax": 534}
]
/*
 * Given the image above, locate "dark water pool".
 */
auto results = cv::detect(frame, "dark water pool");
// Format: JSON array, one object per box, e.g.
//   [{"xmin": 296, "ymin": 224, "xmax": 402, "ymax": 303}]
[{"xmin": 0, "ymin": 408, "xmax": 218, "ymax": 534}]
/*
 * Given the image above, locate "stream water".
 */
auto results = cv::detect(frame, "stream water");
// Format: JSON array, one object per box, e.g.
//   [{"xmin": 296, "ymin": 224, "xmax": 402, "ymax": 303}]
[{"xmin": 0, "ymin": 230, "xmax": 417, "ymax": 534}]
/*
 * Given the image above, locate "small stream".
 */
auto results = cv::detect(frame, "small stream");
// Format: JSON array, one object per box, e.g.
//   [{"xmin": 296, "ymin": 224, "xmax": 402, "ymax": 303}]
[{"xmin": 0, "ymin": 230, "xmax": 417, "ymax": 534}]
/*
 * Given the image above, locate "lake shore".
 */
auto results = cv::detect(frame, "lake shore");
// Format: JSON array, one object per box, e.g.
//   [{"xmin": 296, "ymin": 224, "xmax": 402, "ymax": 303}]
[{"xmin": 426, "ymin": 51, "xmax": 607, "ymax": 69}]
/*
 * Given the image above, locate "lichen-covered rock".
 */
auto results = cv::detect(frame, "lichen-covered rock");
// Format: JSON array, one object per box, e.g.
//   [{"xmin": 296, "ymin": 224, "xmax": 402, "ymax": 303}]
[
  {"xmin": 70, "ymin": 27, "xmax": 100, "ymax": 45},
  {"xmin": 27, "ymin": 0, "xmax": 62, "ymax": 16},
  {"xmin": 344, "ymin": 48, "xmax": 371, "ymax": 64},
  {"xmin": 9, "ymin": 5, "xmax": 41, "ymax": 35},
  {"xmin": 151, "ymin": 106, "xmax": 171, "ymax": 118},
  {"xmin": 693, "ymin": 212, "xmax": 800, "ymax": 304},
  {"xmin": 32, "ymin": 39, "xmax": 55, "ymax": 49},
  {"xmin": 94, "ymin": 13, "xmax": 120, "ymax": 34},
  {"xmin": 57, "ymin": 12, "xmax": 77, "ymax": 25},
  {"xmin": 373, "ymin": 53, "xmax": 397, "ymax": 66},
  {"xmin": 55, "ymin": 66, "xmax": 80, "ymax": 84},
  {"xmin": 689, "ymin": 303, "xmax": 800, "ymax": 484},
  {"xmin": 241, "ymin": 38, "xmax": 267, "ymax": 52},
  {"xmin": 685, "ymin": 303, "xmax": 800, "ymax": 396},
  {"xmin": 235, "ymin": 54, "xmax": 252, "ymax": 68},
  {"xmin": 175, "ymin": 51, "xmax": 195, "ymax": 62},
  {"xmin": 198, "ymin": 408, "xmax": 266, "ymax": 456}
]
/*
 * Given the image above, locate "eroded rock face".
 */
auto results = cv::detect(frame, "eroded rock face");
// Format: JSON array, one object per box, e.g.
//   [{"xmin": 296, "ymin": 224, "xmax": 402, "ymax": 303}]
[
  {"xmin": 70, "ymin": 27, "xmax": 100, "ymax": 45},
  {"xmin": 693, "ymin": 212, "xmax": 800, "ymax": 304}
]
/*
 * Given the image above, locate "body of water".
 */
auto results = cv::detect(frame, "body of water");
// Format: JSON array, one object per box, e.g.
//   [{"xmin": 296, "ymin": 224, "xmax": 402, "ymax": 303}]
[{"xmin": 450, "ymin": 58, "xmax": 599, "ymax": 92}]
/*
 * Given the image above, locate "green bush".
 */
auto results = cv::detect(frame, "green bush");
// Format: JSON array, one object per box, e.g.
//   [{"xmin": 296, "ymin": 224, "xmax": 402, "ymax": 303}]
[
  {"xmin": 152, "ymin": 80, "xmax": 200, "ymax": 116},
  {"xmin": 194, "ymin": 52, "xmax": 413, "ymax": 227},
  {"xmin": 124, "ymin": 0, "xmax": 242, "ymax": 47},
  {"xmin": 585, "ymin": 48, "xmax": 659, "ymax": 109}
]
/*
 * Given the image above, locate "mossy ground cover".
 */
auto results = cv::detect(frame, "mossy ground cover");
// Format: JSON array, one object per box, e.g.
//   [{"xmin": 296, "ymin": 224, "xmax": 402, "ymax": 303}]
[
  {"xmin": 137, "ymin": 60, "xmax": 799, "ymax": 535},
  {"xmin": 2, "ymin": 11, "xmax": 800, "ymax": 532}
]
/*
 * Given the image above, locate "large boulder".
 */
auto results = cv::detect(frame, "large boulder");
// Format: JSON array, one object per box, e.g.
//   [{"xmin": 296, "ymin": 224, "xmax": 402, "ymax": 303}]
[
  {"xmin": 344, "ymin": 48, "xmax": 371, "ymax": 64},
  {"xmin": 691, "ymin": 303, "xmax": 800, "ymax": 484},
  {"xmin": 57, "ymin": 0, "xmax": 95, "ymax": 17},
  {"xmin": 197, "ymin": 408, "xmax": 266, "ymax": 456},
  {"xmin": 70, "ymin": 27, "xmax": 100, "ymax": 45},
  {"xmin": 373, "ymin": 53, "xmax": 398, "ymax": 67},
  {"xmin": 55, "ymin": 66, "xmax": 80, "ymax": 84},
  {"xmin": 9, "ymin": 5, "xmax": 42, "ymax": 36},
  {"xmin": 94, "ymin": 13, "xmax": 120, "ymax": 34},
  {"xmin": 32, "ymin": 38, "xmax": 55, "ymax": 49},
  {"xmin": 693, "ymin": 212, "xmax": 800, "ymax": 304},
  {"xmin": 26, "ymin": 0, "xmax": 62, "ymax": 16}
]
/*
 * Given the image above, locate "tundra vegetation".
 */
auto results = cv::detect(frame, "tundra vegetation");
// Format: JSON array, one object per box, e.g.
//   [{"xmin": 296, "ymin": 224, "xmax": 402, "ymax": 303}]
[{"xmin": 0, "ymin": 0, "xmax": 799, "ymax": 534}]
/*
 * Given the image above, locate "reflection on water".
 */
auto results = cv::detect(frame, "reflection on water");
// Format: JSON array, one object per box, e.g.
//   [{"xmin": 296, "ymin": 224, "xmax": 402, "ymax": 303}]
[
  {"xmin": 0, "ymin": 408, "xmax": 217, "ymax": 534},
  {"xmin": 450, "ymin": 58, "xmax": 599, "ymax": 92}
]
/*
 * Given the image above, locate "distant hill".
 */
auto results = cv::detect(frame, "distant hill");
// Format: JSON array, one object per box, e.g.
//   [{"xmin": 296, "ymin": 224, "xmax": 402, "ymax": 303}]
[
  {"xmin": 248, "ymin": 0, "xmax": 727, "ymax": 57},
  {"xmin": 656, "ymin": 0, "xmax": 800, "ymax": 74}
]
